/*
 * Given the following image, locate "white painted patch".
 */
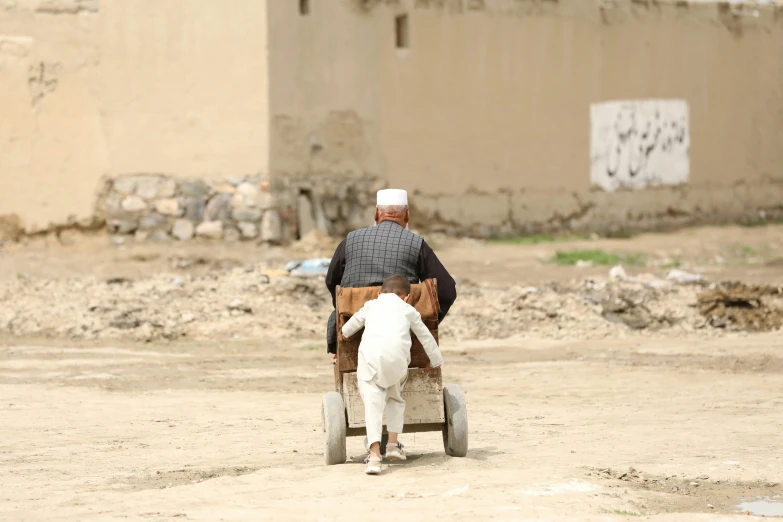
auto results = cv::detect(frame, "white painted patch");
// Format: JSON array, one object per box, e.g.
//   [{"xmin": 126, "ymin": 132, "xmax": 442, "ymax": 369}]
[
  {"xmin": 211, "ymin": 368, "xmax": 331, "ymax": 379},
  {"xmin": 443, "ymin": 484, "xmax": 470, "ymax": 497},
  {"xmin": 736, "ymin": 498, "xmax": 783, "ymax": 517},
  {"xmin": 0, "ymin": 371, "xmax": 66, "ymax": 379},
  {"xmin": 516, "ymin": 479, "xmax": 598, "ymax": 497},
  {"xmin": 590, "ymin": 99, "xmax": 690, "ymax": 191},
  {"xmin": 8, "ymin": 346, "xmax": 192, "ymax": 358},
  {"xmin": 71, "ymin": 373, "xmax": 117, "ymax": 380},
  {"xmin": 0, "ymin": 358, "xmax": 148, "ymax": 369}
]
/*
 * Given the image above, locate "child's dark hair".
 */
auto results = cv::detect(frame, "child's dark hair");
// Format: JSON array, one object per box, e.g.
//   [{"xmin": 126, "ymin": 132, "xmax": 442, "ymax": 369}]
[{"xmin": 381, "ymin": 275, "xmax": 411, "ymax": 296}]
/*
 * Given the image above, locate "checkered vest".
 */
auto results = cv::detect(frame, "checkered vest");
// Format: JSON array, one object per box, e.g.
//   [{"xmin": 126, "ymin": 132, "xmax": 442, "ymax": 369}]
[{"xmin": 341, "ymin": 221, "xmax": 423, "ymax": 287}]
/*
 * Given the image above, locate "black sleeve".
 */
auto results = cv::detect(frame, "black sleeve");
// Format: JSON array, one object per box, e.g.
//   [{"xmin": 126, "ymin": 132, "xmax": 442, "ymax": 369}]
[
  {"xmin": 418, "ymin": 240, "xmax": 457, "ymax": 323},
  {"xmin": 325, "ymin": 240, "xmax": 346, "ymax": 308}
]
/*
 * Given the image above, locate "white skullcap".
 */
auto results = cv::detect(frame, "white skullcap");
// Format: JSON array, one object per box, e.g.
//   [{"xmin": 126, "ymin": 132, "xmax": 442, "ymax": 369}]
[{"xmin": 376, "ymin": 189, "xmax": 408, "ymax": 207}]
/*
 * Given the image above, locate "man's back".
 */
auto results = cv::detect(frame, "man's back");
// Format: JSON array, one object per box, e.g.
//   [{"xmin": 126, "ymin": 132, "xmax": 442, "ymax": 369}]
[
  {"xmin": 325, "ymin": 191, "xmax": 457, "ymax": 354},
  {"xmin": 341, "ymin": 221, "xmax": 423, "ymax": 288}
]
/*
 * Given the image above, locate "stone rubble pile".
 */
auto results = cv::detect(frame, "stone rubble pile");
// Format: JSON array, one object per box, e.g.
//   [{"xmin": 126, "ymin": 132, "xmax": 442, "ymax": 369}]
[{"xmin": 2, "ymin": 267, "xmax": 779, "ymax": 345}]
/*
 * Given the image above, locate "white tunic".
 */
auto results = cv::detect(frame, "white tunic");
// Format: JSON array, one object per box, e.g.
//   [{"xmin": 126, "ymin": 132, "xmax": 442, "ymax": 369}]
[{"xmin": 341, "ymin": 293, "xmax": 444, "ymax": 389}]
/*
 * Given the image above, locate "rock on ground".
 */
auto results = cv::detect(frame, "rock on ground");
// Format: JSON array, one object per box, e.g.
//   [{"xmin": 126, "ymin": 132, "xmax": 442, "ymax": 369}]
[
  {"xmin": 121, "ymin": 196, "xmax": 147, "ymax": 213},
  {"xmin": 172, "ymin": 219, "xmax": 195, "ymax": 241},
  {"xmin": 238, "ymin": 222, "xmax": 258, "ymax": 239},
  {"xmin": 195, "ymin": 221, "xmax": 223, "ymax": 240}
]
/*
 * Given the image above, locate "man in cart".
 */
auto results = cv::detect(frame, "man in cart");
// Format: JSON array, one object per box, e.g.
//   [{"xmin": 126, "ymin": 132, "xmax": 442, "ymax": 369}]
[{"xmin": 324, "ymin": 189, "xmax": 458, "ymax": 357}]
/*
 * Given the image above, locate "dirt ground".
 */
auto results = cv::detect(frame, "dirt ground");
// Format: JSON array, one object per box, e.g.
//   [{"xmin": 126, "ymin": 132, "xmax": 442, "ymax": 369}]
[{"xmin": 1, "ymin": 225, "xmax": 782, "ymax": 521}]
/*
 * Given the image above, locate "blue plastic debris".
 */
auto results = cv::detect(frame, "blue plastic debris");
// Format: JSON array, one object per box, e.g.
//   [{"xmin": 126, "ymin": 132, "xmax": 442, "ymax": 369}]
[{"xmin": 285, "ymin": 258, "xmax": 331, "ymax": 277}]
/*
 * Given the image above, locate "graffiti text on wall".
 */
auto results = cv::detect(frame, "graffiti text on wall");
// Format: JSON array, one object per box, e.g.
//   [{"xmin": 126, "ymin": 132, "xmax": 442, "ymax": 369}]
[{"xmin": 590, "ymin": 100, "xmax": 690, "ymax": 192}]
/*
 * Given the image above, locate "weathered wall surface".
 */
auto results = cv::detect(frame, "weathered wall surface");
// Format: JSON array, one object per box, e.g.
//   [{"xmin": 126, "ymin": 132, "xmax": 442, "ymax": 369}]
[
  {"xmin": 0, "ymin": 0, "xmax": 270, "ymax": 238},
  {"xmin": 269, "ymin": 0, "xmax": 783, "ymax": 238},
  {"xmin": 100, "ymin": 0, "xmax": 269, "ymax": 179},
  {"xmin": 0, "ymin": 0, "xmax": 104, "ymax": 236},
  {"xmin": 3, "ymin": 0, "xmax": 782, "ymax": 241},
  {"xmin": 265, "ymin": 1, "xmax": 386, "ymax": 239},
  {"xmin": 267, "ymin": 1, "xmax": 382, "ymax": 177},
  {"xmin": 385, "ymin": 0, "xmax": 783, "ymax": 235}
]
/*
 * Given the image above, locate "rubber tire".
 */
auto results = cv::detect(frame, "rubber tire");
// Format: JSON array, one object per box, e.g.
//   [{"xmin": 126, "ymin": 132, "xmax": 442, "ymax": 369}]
[
  {"xmin": 442, "ymin": 384, "xmax": 468, "ymax": 457},
  {"xmin": 322, "ymin": 391, "xmax": 347, "ymax": 465},
  {"xmin": 363, "ymin": 433, "xmax": 389, "ymax": 454}
]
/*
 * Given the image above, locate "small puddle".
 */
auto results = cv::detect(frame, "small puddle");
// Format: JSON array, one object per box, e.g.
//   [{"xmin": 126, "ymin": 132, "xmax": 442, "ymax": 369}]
[{"xmin": 736, "ymin": 498, "xmax": 783, "ymax": 517}]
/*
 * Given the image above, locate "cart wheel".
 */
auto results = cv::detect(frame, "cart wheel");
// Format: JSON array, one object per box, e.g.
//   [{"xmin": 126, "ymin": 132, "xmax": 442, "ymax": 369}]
[
  {"xmin": 363, "ymin": 433, "xmax": 389, "ymax": 454},
  {"xmin": 322, "ymin": 391, "xmax": 347, "ymax": 465},
  {"xmin": 442, "ymin": 384, "xmax": 468, "ymax": 457}
]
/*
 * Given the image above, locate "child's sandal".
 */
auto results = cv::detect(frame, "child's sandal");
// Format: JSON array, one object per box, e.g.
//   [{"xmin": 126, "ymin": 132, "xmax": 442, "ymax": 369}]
[
  {"xmin": 364, "ymin": 455, "xmax": 382, "ymax": 475},
  {"xmin": 385, "ymin": 442, "xmax": 406, "ymax": 461}
]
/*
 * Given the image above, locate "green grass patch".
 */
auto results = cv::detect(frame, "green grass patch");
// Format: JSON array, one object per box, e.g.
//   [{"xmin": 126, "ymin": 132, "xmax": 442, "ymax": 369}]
[
  {"xmin": 487, "ymin": 234, "xmax": 589, "ymax": 246},
  {"xmin": 737, "ymin": 214, "xmax": 783, "ymax": 228},
  {"xmin": 739, "ymin": 219, "xmax": 767, "ymax": 228},
  {"xmin": 602, "ymin": 227, "xmax": 637, "ymax": 239},
  {"xmin": 300, "ymin": 344, "xmax": 320, "ymax": 351},
  {"xmin": 662, "ymin": 257, "xmax": 682, "ymax": 269},
  {"xmin": 552, "ymin": 249, "xmax": 646, "ymax": 266},
  {"xmin": 739, "ymin": 245, "xmax": 757, "ymax": 257},
  {"xmin": 739, "ymin": 218, "xmax": 772, "ymax": 228}
]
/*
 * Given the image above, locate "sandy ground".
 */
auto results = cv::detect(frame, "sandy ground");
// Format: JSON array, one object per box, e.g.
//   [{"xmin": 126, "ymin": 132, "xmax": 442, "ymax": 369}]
[{"xmin": 1, "ymin": 225, "xmax": 782, "ymax": 521}]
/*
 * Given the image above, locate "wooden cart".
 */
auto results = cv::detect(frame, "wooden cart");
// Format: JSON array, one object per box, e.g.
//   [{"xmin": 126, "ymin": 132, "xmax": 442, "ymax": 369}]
[{"xmin": 321, "ymin": 279, "xmax": 468, "ymax": 465}]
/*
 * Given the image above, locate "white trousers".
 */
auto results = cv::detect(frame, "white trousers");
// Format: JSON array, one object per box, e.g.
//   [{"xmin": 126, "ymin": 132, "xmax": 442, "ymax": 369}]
[{"xmin": 358, "ymin": 373, "xmax": 408, "ymax": 446}]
